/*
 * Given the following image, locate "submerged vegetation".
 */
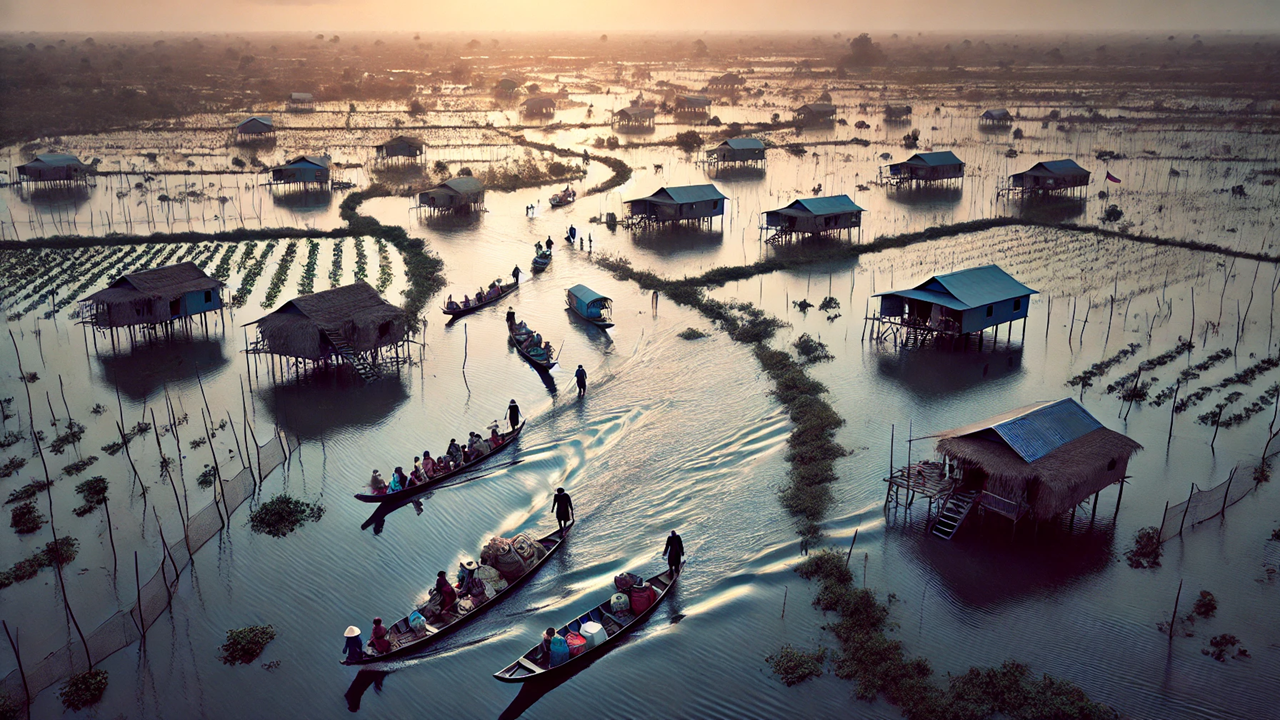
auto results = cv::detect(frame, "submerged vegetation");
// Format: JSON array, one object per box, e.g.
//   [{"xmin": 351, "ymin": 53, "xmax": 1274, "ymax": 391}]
[
  {"xmin": 9, "ymin": 500, "xmax": 45, "ymax": 534},
  {"xmin": 249, "ymin": 494, "xmax": 325, "ymax": 538},
  {"xmin": 1124, "ymin": 527, "xmax": 1164, "ymax": 569},
  {"xmin": 58, "ymin": 669, "xmax": 108, "ymax": 711},
  {"xmin": 0, "ymin": 537, "xmax": 78, "ymax": 589},
  {"xmin": 677, "ymin": 327, "xmax": 708, "ymax": 340},
  {"xmin": 766, "ymin": 645, "xmax": 826, "ymax": 686},
  {"xmin": 219, "ymin": 625, "xmax": 277, "ymax": 665}
]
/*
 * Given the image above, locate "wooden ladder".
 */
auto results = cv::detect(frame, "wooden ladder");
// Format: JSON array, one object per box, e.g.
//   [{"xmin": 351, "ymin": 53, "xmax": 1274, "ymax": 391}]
[
  {"xmin": 323, "ymin": 328, "xmax": 379, "ymax": 383},
  {"xmin": 930, "ymin": 489, "xmax": 978, "ymax": 541}
]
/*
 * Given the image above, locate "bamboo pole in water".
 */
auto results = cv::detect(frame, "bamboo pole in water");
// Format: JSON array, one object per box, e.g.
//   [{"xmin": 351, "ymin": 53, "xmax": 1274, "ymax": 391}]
[{"xmin": 2, "ymin": 621, "xmax": 30, "ymax": 710}]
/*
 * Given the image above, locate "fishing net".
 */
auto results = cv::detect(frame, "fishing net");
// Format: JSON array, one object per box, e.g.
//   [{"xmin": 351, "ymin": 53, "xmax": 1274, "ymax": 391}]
[
  {"xmin": 1, "ymin": 428, "xmax": 299, "ymax": 703},
  {"xmin": 1158, "ymin": 462, "xmax": 1259, "ymax": 543}
]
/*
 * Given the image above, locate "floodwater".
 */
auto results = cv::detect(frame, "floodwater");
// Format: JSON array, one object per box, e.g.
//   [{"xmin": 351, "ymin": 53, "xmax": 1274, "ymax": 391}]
[{"xmin": 2, "ymin": 78, "xmax": 1279, "ymax": 720}]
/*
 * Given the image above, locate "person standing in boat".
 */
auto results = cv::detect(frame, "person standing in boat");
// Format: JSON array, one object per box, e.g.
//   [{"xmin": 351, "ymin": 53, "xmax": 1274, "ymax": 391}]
[
  {"xmin": 546, "ymin": 235, "xmax": 554, "ymax": 252},
  {"xmin": 512, "ymin": 266, "xmax": 522, "ymax": 285},
  {"xmin": 508, "ymin": 399, "xmax": 522, "ymax": 431},
  {"xmin": 575, "ymin": 365, "xmax": 587, "ymax": 397},
  {"xmin": 506, "ymin": 307, "xmax": 517, "ymax": 330},
  {"xmin": 552, "ymin": 487, "xmax": 574, "ymax": 531},
  {"xmin": 343, "ymin": 626, "xmax": 365, "ymax": 662},
  {"xmin": 663, "ymin": 530, "xmax": 684, "ymax": 576}
]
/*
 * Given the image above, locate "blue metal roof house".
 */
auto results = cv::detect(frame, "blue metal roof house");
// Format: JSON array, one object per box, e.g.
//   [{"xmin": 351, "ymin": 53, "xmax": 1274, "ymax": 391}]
[
  {"xmin": 16, "ymin": 153, "xmax": 90, "ymax": 184},
  {"xmin": 706, "ymin": 138, "xmax": 765, "ymax": 164},
  {"xmin": 626, "ymin": 184, "xmax": 726, "ymax": 226},
  {"xmin": 270, "ymin": 155, "xmax": 331, "ymax": 185},
  {"xmin": 872, "ymin": 264, "xmax": 1037, "ymax": 344},
  {"xmin": 883, "ymin": 151, "xmax": 965, "ymax": 185},
  {"xmin": 764, "ymin": 195, "xmax": 864, "ymax": 240},
  {"xmin": 1008, "ymin": 159, "xmax": 1090, "ymax": 194},
  {"xmin": 236, "ymin": 116, "xmax": 274, "ymax": 135}
]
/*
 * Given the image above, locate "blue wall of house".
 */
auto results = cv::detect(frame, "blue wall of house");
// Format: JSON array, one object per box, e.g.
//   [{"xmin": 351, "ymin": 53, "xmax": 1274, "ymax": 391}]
[{"xmin": 959, "ymin": 294, "xmax": 1030, "ymax": 334}]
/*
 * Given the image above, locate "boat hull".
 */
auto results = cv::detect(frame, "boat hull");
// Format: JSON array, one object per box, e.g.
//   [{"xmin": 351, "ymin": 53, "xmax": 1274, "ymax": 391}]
[{"xmin": 353, "ymin": 422, "xmax": 525, "ymax": 504}]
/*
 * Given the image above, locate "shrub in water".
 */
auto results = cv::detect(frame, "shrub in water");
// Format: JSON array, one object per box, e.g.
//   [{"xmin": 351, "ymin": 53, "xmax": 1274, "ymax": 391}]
[
  {"xmin": 249, "ymin": 494, "xmax": 325, "ymax": 538},
  {"xmin": 10, "ymin": 501, "xmax": 44, "ymax": 534},
  {"xmin": 219, "ymin": 625, "xmax": 277, "ymax": 665},
  {"xmin": 58, "ymin": 669, "xmax": 108, "ymax": 711},
  {"xmin": 1124, "ymin": 526, "xmax": 1162, "ymax": 569},
  {"xmin": 677, "ymin": 327, "xmax": 708, "ymax": 340},
  {"xmin": 766, "ymin": 645, "xmax": 826, "ymax": 686}
]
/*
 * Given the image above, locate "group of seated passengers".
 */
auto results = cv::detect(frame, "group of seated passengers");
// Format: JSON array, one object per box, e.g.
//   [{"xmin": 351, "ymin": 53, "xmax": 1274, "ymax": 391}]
[
  {"xmin": 368, "ymin": 427, "xmax": 507, "ymax": 495},
  {"xmin": 445, "ymin": 281, "xmax": 505, "ymax": 311}
]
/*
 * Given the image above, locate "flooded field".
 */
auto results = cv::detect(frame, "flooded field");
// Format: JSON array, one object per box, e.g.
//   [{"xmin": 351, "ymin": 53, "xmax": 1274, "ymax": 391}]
[{"xmin": 2, "ymin": 44, "xmax": 1279, "ymax": 720}]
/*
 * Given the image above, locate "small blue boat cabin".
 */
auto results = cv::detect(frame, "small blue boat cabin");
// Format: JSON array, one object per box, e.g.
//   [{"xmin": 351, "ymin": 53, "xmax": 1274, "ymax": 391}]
[
  {"xmin": 566, "ymin": 284, "xmax": 613, "ymax": 327},
  {"xmin": 871, "ymin": 264, "xmax": 1036, "ymax": 348}
]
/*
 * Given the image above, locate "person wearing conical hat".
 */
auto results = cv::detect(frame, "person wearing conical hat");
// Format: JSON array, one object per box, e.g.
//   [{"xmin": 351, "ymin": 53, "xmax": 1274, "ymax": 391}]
[{"xmin": 342, "ymin": 625, "xmax": 365, "ymax": 663}]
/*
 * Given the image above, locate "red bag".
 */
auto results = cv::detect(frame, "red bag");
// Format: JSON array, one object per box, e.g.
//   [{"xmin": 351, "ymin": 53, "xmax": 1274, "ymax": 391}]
[
  {"xmin": 565, "ymin": 631, "xmax": 587, "ymax": 657},
  {"xmin": 628, "ymin": 584, "xmax": 657, "ymax": 614}
]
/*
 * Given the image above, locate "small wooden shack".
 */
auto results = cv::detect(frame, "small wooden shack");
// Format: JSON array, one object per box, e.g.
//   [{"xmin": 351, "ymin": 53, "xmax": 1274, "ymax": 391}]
[
  {"xmin": 794, "ymin": 103, "xmax": 836, "ymax": 125},
  {"xmin": 764, "ymin": 195, "xmax": 863, "ymax": 242},
  {"xmin": 521, "ymin": 97, "xmax": 557, "ymax": 117},
  {"xmin": 705, "ymin": 138, "xmax": 765, "ymax": 166},
  {"xmin": 612, "ymin": 106, "xmax": 655, "ymax": 129},
  {"xmin": 626, "ymin": 184, "xmax": 726, "ymax": 227},
  {"xmin": 870, "ymin": 264, "xmax": 1036, "ymax": 349},
  {"xmin": 245, "ymin": 282, "xmax": 411, "ymax": 382},
  {"xmin": 707, "ymin": 72, "xmax": 745, "ymax": 90},
  {"xmin": 16, "ymin": 153, "xmax": 90, "ymax": 184},
  {"xmin": 417, "ymin": 176, "xmax": 485, "ymax": 213},
  {"xmin": 882, "ymin": 151, "xmax": 966, "ymax": 186},
  {"xmin": 1006, "ymin": 160, "xmax": 1090, "ymax": 196},
  {"xmin": 375, "ymin": 135, "xmax": 424, "ymax": 161},
  {"xmin": 81, "ymin": 262, "xmax": 223, "ymax": 335},
  {"xmin": 270, "ymin": 156, "xmax": 331, "ymax": 185},
  {"xmin": 236, "ymin": 116, "xmax": 275, "ymax": 136},
  {"xmin": 674, "ymin": 94, "xmax": 712, "ymax": 116},
  {"xmin": 288, "ymin": 92, "xmax": 315, "ymax": 111},
  {"xmin": 980, "ymin": 108, "xmax": 1013, "ymax": 126}
]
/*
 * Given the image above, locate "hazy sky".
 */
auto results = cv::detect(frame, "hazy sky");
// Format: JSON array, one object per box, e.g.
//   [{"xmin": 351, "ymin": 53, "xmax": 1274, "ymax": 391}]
[{"xmin": 3, "ymin": 0, "xmax": 1279, "ymax": 33}]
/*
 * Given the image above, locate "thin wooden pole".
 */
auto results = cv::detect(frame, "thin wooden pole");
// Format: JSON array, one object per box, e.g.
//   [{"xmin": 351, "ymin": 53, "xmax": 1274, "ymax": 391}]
[
  {"xmin": 1178, "ymin": 483, "xmax": 1196, "ymax": 536},
  {"xmin": 134, "ymin": 551, "xmax": 146, "ymax": 641},
  {"xmin": 152, "ymin": 409, "xmax": 191, "ymax": 559},
  {"xmin": 1219, "ymin": 467, "xmax": 1235, "ymax": 515},
  {"xmin": 845, "ymin": 528, "xmax": 859, "ymax": 567},
  {"xmin": 103, "ymin": 495, "xmax": 118, "ymax": 575},
  {"xmin": 2, "ymin": 621, "xmax": 30, "ymax": 710},
  {"xmin": 780, "ymin": 586, "xmax": 787, "ymax": 619},
  {"xmin": 1168, "ymin": 579, "xmax": 1183, "ymax": 641}
]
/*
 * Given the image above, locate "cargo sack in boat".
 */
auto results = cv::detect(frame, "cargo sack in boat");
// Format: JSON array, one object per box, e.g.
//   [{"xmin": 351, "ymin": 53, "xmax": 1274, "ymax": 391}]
[
  {"xmin": 628, "ymin": 583, "xmax": 657, "ymax": 614},
  {"xmin": 548, "ymin": 635, "xmax": 571, "ymax": 667},
  {"xmin": 475, "ymin": 564, "xmax": 508, "ymax": 592},
  {"xmin": 456, "ymin": 596, "xmax": 476, "ymax": 615},
  {"xmin": 408, "ymin": 611, "xmax": 428, "ymax": 633},
  {"xmin": 614, "ymin": 572, "xmax": 642, "ymax": 593},
  {"xmin": 511, "ymin": 533, "xmax": 547, "ymax": 563},
  {"xmin": 487, "ymin": 539, "xmax": 529, "ymax": 581},
  {"xmin": 565, "ymin": 631, "xmax": 587, "ymax": 657},
  {"xmin": 610, "ymin": 593, "xmax": 631, "ymax": 615},
  {"xmin": 480, "ymin": 537, "xmax": 513, "ymax": 567}
]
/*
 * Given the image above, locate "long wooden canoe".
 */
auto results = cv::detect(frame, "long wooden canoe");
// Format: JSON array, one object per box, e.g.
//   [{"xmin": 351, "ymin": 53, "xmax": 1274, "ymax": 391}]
[
  {"xmin": 353, "ymin": 422, "xmax": 525, "ymax": 504},
  {"xmin": 492, "ymin": 562, "xmax": 683, "ymax": 683},
  {"xmin": 343, "ymin": 520, "xmax": 572, "ymax": 665},
  {"xmin": 442, "ymin": 282, "xmax": 518, "ymax": 320},
  {"xmin": 510, "ymin": 328, "xmax": 557, "ymax": 372}
]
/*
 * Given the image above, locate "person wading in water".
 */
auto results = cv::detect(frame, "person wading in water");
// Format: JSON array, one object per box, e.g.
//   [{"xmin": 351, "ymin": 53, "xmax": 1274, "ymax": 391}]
[
  {"xmin": 663, "ymin": 530, "xmax": 684, "ymax": 576},
  {"xmin": 508, "ymin": 399, "xmax": 522, "ymax": 431},
  {"xmin": 551, "ymin": 488, "xmax": 574, "ymax": 531},
  {"xmin": 575, "ymin": 364, "xmax": 587, "ymax": 397}
]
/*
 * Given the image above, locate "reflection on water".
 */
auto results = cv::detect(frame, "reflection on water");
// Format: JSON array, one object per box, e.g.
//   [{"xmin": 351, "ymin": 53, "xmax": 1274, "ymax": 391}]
[
  {"xmin": 1008, "ymin": 195, "xmax": 1088, "ymax": 224},
  {"xmin": 18, "ymin": 183, "xmax": 93, "ymax": 210},
  {"xmin": 885, "ymin": 184, "xmax": 964, "ymax": 208},
  {"xmin": 875, "ymin": 346, "xmax": 1024, "ymax": 398},
  {"xmin": 271, "ymin": 188, "xmax": 333, "ymax": 211},
  {"xmin": 344, "ymin": 670, "xmax": 387, "ymax": 712},
  {"xmin": 709, "ymin": 166, "xmax": 767, "ymax": 183},
  {"xmin": 630, "ymin": 225, "xmax": 723, "ymax": 255},
  {"xmin": 97, "ymin": 336, "xmax": 230, "ymax": 401},
  {"xmin": 262, "ymin": 370, "xmax": 410, "ymax": 438}
]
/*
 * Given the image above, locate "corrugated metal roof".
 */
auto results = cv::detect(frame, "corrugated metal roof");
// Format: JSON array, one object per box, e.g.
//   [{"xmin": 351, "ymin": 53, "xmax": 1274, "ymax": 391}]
[
  {"xmin": 875, "ymin": 287, "xmax": 970, "ymax": 311},
  {"xmin": 237, "ymin": 116, "xmax": 273, "ymax": 129},
  {"xmin": 631, "ymin": 184, "xmax": 726, "ymax": 205},
  {"xmin": 677, "ymin": 94, "xmax": 711, "ymax": 106},
  {"xmin": 982, "ymin": 108, "xmax": 1011, "ymax": 120},
  {"xmin": 905, "ymin": 151, "xmax": 963, "ymax": 167},
  {"xmin": 567, "ymin": 284, "xmax": 610, "ymax": 306},
  {"xmin": 616, "ymin": 106, "xmax": 655, "ymax": 120},
  {"xmin": 277, "ymin": 155, "xmax": 330, "ymax": 169},
  {"xmin": 1025, "ymin": 159, "xmax": 1089, "ymax": 176},
  {"xmin": 441, "ymin": 176, "xmax": 484, "ymax": 193},
  {"xmin": 773, "ymin": 194, "xmax": 863, "ymax": 217},
  {"xmin": 721, "ymin": 138, "xmax": 764, "ymax": 150},
  {"xmin": 990, "ymin": 399, "xmax": 1104, "ymax": 462},
  {"xmin": 796, "ymin": 103, "xmax": 836, "ymax": 114},
  {"xmin": 874, "ymin": 264, "xmax": 1036, "ymax": 310},
  {"xmin": 29, "ymin": 153, "xmax": 85, "ymax": 167}
]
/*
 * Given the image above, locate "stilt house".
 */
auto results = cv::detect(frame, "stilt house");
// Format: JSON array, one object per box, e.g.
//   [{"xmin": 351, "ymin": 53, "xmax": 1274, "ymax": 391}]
[
  {"xmin": 417, "ymin": 176, "xmax": 485, "ymax": 212},
  {"xmin": 706, "ymin": 138, "xmax": 765, "ymax": 165},
  {"xmin": 764, "ymin": 195, "xmax": 863, "ymax": 240},
  {"xmin": 626, "ymin": 184, "xmax": 726, "ymax": 225},
  {"xmin": 16, "ymin": 154, "xmax": 90, "ymax": 184},
  {"xmin": 871, "ymin": 264, "xmax": 1036, "ymax": 343},
  {"xmin": 236, "ymin": 117, "xmax": 275, "ymax": 136},
  {"xmin": 794, "ymin": 103, "xmax": 836, "ymax": 124},
  {"xmin": 673, "ymin": 94, "xmax": 712, "ymax": 116},
  {"xmin": 375, "ymin": 136, "xmax": 424, "ymax": 161},
  {"xmin": 521, "ymin": 97, "xmax": 557, "ymax": 117},
  {"xmin": 612, "ymin": 106, "xmax": 655, "ymax": 129},
  {"xmin": 270, "ymin": 156, "xmax": 331, "ymax": 185},
  {"xmin": 82, "ymin": 262, "xmax": 223, "ymax": 330},
  {"xmin": 980, "ymin": 108, "xmax": 1013, "ymax": 126},
  {"xmin": 1007, "ymin": 160, "xmax": 1090, "ymax": 195},
  {"xmin": 883, "ymin": 151, "xmax": 966, "ymax": 185}
]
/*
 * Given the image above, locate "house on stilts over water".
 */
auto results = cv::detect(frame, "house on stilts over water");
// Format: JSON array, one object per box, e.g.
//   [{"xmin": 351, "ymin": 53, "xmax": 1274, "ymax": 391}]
[
  {"xmin": 1001, "ymin": 159, "xmax": 1091, "ymax": 197},
  {"xmin": 235, "ymin": 116, "xmax": 275, "ymax": 142},
  {"xmin": 705, "ymin": 138, "xmax": 766, "ymax": 169},
  {"xmin": 625, "ymin": 184, "xmax": 726, "ymax": 229},
  {"xmin": 80, "ymin": 262, "xmax": 224, "ymax": 344},
  {"xmin": 868, "ymin": 264, "xmax": 1036, "ymax": 350},
  {"xmin": 375, "ymin": 135, "xmax": 424, "ymax": 162},
  {"xmin": 416, "ymin": 176, "xmax": 485, "ymax": 213},
  {"xmin": 884, "ymin": 398, "xmax": 1142, "ymax": 541},
  {"xmin": 763, "ymin": 195, "xmax": 863, "ymax": 243},
  {"xmin": 270, "ymin": 155, "xmax": 331, "ymax": 187},
  {"xmin": 244, "ymin": 282, "xmax": 412, "ymax": 383},
  {"xmin": 16, "ymin": 153, "xmax": 91, "ymax": 185},
  {"xmin": 880, "ymin": 151, "xmax": 965, "ymax": 187}
]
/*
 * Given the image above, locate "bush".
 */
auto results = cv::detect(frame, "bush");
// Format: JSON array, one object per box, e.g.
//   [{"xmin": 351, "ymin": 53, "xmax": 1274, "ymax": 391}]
[
  {"xmin": 1124, "ymin": 526, "xmax": 1162, "ymax": 568},
  {"xmin": 58, "ymin": 669, "xmax": 108, "ymax": 711},
  {"xmin": 0, "ymin": 691, "xmax": 19, "ymax": 720},
  {"xmin": 219, "ymin": 625, "xmax": 277, "ymax": 665},
  {"xmin": 677, "ymin": 327, "xmax": 708, "ymax": 340},
  {"xmin": 249, "ymin": 494, "xmax": 325, "ymax": 538},
  {"xmin": 767, "ymin": 645, "xmax": 826, "ymax": 686},
  {"xmin": 72, "ymin": 476, "xmax": 107, "ymax": 517},
  {"xmin": 674, "ymin": 130, "xmax": 703, "ymax": 152},
  {"xmin": 794, "ymin": 333, "xmax": 834, "ymax": 363},
  {"xmin": 1191, "ymin": 591, "xmax": 1217, "ymax": 619},
  {"xmin": 10, "ymin": 501, "xmax": 44, "ymax": 534}
]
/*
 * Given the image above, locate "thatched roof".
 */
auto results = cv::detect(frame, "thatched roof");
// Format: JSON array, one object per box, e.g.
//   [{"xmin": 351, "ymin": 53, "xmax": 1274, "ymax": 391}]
[
  {"xmin": 933, "ymin": 399, "xmax": 1142, "ymax": 519},
  {"xmin": 85, "ymin": 262, "xmax": 222, "ymax": 305},
  {"xmin": 247, "ymin": 282, "xmax": 410, "ymax": 360}
]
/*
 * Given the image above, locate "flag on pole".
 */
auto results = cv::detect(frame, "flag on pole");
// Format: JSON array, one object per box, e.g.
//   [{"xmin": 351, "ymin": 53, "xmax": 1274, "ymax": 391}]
[{"xmin": 1105, "ymin": 171, "xmax": 1122, "ymax": 183}]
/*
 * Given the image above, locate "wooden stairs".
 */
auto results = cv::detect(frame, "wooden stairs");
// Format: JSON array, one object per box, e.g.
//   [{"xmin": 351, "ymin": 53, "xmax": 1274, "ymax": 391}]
[
  {"xmin": 323, "ymin": 329, "xmax": 379, "ymax": 382},
  {"xmin": 931, "ymin": 489, "xmax": 978, "ymax": 540}
]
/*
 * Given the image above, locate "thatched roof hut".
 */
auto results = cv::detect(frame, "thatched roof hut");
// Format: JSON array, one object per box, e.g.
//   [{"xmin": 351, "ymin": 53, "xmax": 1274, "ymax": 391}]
[
  {"xmin": 82, "ymin": 262, "xmax": 223, "ymax": 329},
  {"xmin": 521, "ymin": 97, "xmax": 557, "ymax": 116},
  {"xmin": 794, "ymin": 103, "xmax": 836, "ymax": 124},
  {"xmin": 17, "ymin": 153, "xmax": 90, "ymax": 183},
  {"xmin": 932, "ymin": 399, "xmax": 1142, "ymax": 520},
  {"xmin": 375, "ymin": 135, "xmax": 424, "ymax": 159},
  {"xmin": 246, "ymin": 282, "xmax": 409, "ymax": 361},
  {"xmin": 418, "ymin": 176, "xmax": 485, "ymax": 212}
]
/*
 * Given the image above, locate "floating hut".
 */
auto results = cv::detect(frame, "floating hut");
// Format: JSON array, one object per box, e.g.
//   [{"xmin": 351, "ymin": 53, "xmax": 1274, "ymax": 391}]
[
  {"xmin": 880, "ymin": 151, "xmax": 966, "ymax": 187},
  {"xmin": 625, "ymin": 184, "xmax": 726, "ymax": 228},
  {"xmin": 885, "ymin": 399, "xmax": 1143, "ymax": 540},
  {"xmin": 16, "ymin": 153, "xmax": 90, "ymax": 185},
  {"xmin": 81, "ymin": 262, "xmax": 224, "ymax": 340},
  {"xmin": 980, "ymin": 108, "xmax": 1013, "ymax": 126},
  {"xmin": 612, "ymin": 106, "xmax": 655, "ymax": 129},
  {"xmin": 235, "ymin": 116, "xmax": 275, "ymax": 136},
  {"xmin": 375, "ymin": 135, "xmax": 424, "ymax": 161},
  {"xmin": 707, "ymin": 72, "xmax": 745, "ymax": 91},
  {"xmin": 1003, "ymin": 160, "xmax": 1091, "ymax": 196},
  {"xmin": 794, "ymin": 103, "xmax": 836, "ymax": 125},
  {"xmin": 869, "ymin": 264, "xmax": 1036, "ymax": 350},
  {"xmin": 764, "ymin": 195, "xmax": 863, "ymax": 242},
  {"xmin": 673, "ymin": 94, "xmax": 712, "ymax": 116},
  {"xmin": 705, "ymin": 138, "xmax": 765, "ymax": 167},
  {"xmin": 245, "ymin": 282, "xmax": 412, "ymax": 382},
  {"xmin": 288, "ymin": 92, "xmax": 315, "ymax": 111},
  {"xmin": 270, "ymin": 155, "xmax": 331, "ymax": 186},
  {"xmin": 521, "ymin": 97, "xmax": 557, "ymax": 117},
  {"xmin": 417, "ymin": 176, "xmax": 485, "ymax": 213}
]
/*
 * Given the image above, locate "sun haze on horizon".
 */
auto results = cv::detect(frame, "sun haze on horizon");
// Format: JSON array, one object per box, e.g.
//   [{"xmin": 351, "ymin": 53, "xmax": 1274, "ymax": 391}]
[{"xmin": 3, "ymin": 0, "xmax": 1279, "ymax": 34}]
